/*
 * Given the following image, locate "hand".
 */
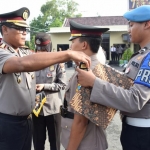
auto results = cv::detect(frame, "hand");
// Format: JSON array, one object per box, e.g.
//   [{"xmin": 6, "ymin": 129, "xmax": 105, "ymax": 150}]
[
  {"xmin": 67, "ymin": 50, "xmax": 91, "ymax": 68},
  {"xmin": 36, "ymin": 84, "xmax": 44, "ymax": 91},
  {"xmin": 76, "ymin": 67, "xmax": 96, "ymax": 87}
]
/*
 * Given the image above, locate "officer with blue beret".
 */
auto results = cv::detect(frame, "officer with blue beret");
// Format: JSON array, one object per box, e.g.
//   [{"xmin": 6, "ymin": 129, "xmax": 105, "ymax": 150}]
[
  {"xmin": 124, "ymin": 5, "xmax": 150, "ymax": 22},
  {"xmin": 76, "ymin": 5, "xmax": 150, "ymax": 150},
  {"xmin": 0, "ymin": 7, "xmax": 90, "ymax": 150}
]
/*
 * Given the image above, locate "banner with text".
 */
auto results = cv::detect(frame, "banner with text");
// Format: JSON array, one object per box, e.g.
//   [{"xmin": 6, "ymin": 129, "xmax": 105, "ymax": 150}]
[{"xmin": 129, "ymin": 0, "xmax": 150, "ymax": 10}]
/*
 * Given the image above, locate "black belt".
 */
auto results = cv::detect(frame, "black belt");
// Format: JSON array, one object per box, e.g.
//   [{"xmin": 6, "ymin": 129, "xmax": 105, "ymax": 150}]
[{"xmin": 0, "ymin": 112, "xmax": 31, "ymax": 121}]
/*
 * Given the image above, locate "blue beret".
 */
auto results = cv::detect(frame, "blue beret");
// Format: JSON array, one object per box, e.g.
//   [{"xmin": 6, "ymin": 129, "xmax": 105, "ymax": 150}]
[{"xmin": 123, "ymin": 5, "xmax": 150, "ymax": 22}]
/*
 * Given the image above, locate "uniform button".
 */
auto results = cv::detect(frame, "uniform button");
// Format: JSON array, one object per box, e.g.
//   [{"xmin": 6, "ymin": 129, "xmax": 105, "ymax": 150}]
[
  {"xmin": 17, "ymin": 77, "xmax": 21, "ymax": 84},
  {"xmin": 65, "ymin": 126, "xmax": 68, "ymax": 128},
  {"xmin": 31, "ymin": 74, "xmax": 34, "ymax": 79}
]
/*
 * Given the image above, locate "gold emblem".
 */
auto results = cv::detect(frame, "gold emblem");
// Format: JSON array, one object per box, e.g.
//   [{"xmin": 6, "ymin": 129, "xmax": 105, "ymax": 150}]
[
  {"xmin": 36, "ymin": 39, "xmax": 41, "ymax": 45},
  {"xmin": 17, "ymin": 77, "xmax": 21, "ymax": 84},
  {"xmin": 50, "ymin": 65, "xmax": 55, "ymax": 71},
  {"xmin": 22, "ymin": 10, "xmax": 28, "ymax": 20},
  {"xmin": 31, "ymin": 74, "xmax": 34, "ymax": 79},
  {"xmin": 137, "ymin": 56, "xmax": 142, "ymax": 60}
]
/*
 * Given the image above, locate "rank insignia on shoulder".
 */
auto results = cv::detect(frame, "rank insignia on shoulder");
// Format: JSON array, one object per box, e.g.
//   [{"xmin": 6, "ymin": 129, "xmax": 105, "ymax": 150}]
[
  {"xmin": 125, "ymin": 68, "xmax": 130, "ymax": 74},
  {"xmin": 49, "ymin": 65, "xmax": 55, "ymax": 71}
]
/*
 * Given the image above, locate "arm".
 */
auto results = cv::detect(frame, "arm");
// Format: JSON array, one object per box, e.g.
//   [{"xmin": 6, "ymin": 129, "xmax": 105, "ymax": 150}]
[
  {"xmin": 44, "ymin": 64, "xmax": 67, "ymax": 91},
  {"xmin": 76, "ymin": 68, "xmax": 150, "ymax": 113},
  {"xmin": 2, "ymin": 50, "xmax": 91, "ymax": 73},
  {"xmin": 67, "ymin": 114, "xmax": 88, "ymax": 150}
]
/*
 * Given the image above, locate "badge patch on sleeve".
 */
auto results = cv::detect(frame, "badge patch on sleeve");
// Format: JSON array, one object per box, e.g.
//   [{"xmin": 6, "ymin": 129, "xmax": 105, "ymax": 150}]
[{"xmin": 134, "ymin": 53, "xmax": 150, "ymax": 87}]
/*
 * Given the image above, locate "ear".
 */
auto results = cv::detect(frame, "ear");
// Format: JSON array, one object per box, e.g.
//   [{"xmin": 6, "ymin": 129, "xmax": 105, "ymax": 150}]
[
  {"xmin": 82, "ymin": 41, "xmax": 88, "ymax": 50},
  {"xmin": 144, "ymin": 21, "xmax": 150, "ymax": 29},
  {"xmin": 2, "ymin": 25, "xmax": 9, "ymax": 35}
]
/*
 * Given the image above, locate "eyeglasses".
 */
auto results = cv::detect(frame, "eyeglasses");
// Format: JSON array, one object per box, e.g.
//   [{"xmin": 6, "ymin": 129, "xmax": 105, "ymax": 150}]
[{"xmin": 9, "ymin": 26, "xmax": 30, "ymax": 34}]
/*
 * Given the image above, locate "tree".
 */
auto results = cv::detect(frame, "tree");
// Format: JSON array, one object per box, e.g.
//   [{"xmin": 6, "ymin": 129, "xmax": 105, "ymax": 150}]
[{"xmin": 26, "ymin": 0, "xmax": 81, "ymax": 49}]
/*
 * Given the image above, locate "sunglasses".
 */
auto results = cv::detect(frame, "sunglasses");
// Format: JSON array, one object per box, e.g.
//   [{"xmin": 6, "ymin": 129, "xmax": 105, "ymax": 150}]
[{"xmin": 9, "ymin": 26, "xmax": 30, "ymax": 34}]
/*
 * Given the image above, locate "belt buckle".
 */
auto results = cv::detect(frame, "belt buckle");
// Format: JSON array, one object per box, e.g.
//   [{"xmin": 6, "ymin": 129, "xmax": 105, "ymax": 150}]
[{"xmin": 27, "ymin": 114, "xmax": 31, "ymax": 119}]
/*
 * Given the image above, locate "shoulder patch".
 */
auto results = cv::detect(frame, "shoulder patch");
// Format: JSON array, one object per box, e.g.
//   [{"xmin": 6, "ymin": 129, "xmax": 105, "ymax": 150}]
[{"xmin": 134, "ymin": 53, "xmax": 150, "ymax": 87}]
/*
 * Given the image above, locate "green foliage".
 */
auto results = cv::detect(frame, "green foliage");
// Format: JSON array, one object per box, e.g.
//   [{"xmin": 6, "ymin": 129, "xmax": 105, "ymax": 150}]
[
  {"xmin": 28, "ymin": 0, "xmax": 81, "ymax": 50},
  {"xmin": 121, "ymin": 48, "xmax": 133, "ymax": 61}
]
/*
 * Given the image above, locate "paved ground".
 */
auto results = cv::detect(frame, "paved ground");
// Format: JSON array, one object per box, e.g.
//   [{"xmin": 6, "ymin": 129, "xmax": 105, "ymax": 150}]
[{"xmin": 32, "ymin": 64, "xmax": 124, "ymax": 150}]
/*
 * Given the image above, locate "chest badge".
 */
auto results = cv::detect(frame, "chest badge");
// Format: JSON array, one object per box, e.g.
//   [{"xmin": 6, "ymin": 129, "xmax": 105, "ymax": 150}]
[
  {"xmin": 125, "ymin": 67, "xmax": 130, "ymax": 74},
  {"xmin": 47, "ymin": 73, "xmax": 52, "ymax": 78},
  {"xmin": 49, "ymin": 65, "xmax": 55, "ymax": 71}
]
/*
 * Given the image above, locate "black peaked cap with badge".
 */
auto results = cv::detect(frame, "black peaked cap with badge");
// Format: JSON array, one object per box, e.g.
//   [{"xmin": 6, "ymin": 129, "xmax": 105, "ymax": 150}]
[
  {"xmin": 69, "ymin": 20, "xmax": 109, "ymax": 41},
  {"xmin": 35, "ymin": 32, "xmax": 52, "ymax": 52},
  {"xmin": 0, "ymin": 7, "xmax": 30, "ymax": 28}
]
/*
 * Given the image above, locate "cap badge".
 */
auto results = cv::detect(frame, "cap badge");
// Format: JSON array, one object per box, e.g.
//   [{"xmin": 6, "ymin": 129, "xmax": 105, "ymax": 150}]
[
  {"xmin": 36, "ymin": 39, "xmax": 41, "ymax": 45},
  {"xmin": 22, "ymin": 10, "xmax": 29, "ymax": 20}
]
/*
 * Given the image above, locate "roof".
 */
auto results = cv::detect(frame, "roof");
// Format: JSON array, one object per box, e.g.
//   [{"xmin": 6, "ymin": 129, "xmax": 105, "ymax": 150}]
[{"xmin": 63, "ymin": 16, "xmax": 128, "ymax": 27}]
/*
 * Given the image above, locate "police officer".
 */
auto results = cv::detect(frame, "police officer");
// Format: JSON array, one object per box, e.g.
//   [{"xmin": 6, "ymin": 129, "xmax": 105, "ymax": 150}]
[
  {"xmin": 32, "ymin": 32, "xmax": 67, "ymax": 150},
  {"xmin": 61, "ymin": 20, "xmax": 109, "ymax": 150},
  {"xmin": 76, "ymin": 5, "xmax": 150, "ymax": 150},
  {"xmin": 0, "ymin": 7, "xmax": 90, "ymax": 150}
]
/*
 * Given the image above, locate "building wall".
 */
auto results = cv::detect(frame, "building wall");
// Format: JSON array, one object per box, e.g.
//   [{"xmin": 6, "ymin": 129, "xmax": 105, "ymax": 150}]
[
  {"xmin": 109, "ymin": 32, "xmax": 133, "ymax": 58},
  {"xmin": 50, "ymin": 31, "xmax": 133, "ymax": 60},
  {"xmin": 51, "ymin": 33, "xmax": 71, "ymax": 51}
]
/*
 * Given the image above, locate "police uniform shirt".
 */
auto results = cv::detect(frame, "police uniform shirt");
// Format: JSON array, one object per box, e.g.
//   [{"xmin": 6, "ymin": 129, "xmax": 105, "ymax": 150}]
[
  {"xmin": 0, "ymin": 41, "xmax": 35, "ymax": 116},
  {"xmin": 61, "ymin": 54, "xmax": 108, "ymax": 150},
  {"xmin": 90, "ymin": 44, "xmax": 150, "ymax": 118},
  {"xmin": 35, "ymin": 64, "xmax": 66, "ymax": 116}
]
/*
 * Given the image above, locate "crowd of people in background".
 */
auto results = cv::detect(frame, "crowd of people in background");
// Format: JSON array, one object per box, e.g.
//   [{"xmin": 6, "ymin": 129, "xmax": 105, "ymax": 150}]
[{"xmin": 110, "ymin": 44, "xmax": 128, "ymax": 61}]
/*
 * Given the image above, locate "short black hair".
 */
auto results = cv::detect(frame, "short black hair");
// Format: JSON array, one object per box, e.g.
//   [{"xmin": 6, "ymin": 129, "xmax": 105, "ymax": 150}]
[{"xmin": 79, "ymin": 36, "xmax": 102, "ymax": 53}]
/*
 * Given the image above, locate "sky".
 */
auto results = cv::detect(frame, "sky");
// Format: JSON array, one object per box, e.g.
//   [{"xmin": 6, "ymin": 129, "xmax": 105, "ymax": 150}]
[{"xmin": 0, "ymin": 0, "xmax": 128, "ymax": 23}]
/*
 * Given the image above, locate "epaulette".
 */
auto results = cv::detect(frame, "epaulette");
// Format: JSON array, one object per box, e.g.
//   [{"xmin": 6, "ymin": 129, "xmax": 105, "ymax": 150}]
[
  {"xmin": 0, "ymin": 42, "xmax": 15, "ymax": 53},
  {"xmin": 0, "ymin": 43, "xmax": 7, "ymax": 49}
]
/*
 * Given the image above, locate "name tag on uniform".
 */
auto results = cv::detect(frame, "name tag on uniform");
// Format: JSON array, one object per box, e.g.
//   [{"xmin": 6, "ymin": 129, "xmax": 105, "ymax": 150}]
[
  {"xmin": 131, "ymin": 61, "xmax": 139, "ymax": 68},
  {"xmin": 134, "ymin": 53, "xmax": 150, "ymax": 87}
]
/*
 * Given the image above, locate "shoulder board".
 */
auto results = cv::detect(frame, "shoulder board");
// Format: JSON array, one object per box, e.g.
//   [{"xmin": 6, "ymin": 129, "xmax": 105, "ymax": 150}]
[
  {"xmin": 0, "ymin": 43, "xmax": 7, "ymax": 49},
  {"xmin": 0, "ymin": 42, "xmax": 15, "ymax": 53}
]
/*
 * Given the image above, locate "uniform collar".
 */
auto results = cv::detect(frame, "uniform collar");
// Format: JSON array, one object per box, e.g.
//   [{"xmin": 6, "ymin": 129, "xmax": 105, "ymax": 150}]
[
  {"xmin": 90, "ymin": 54, "xmax": 97, "ymax": 61},
  {"xmin": 139, "ymin": 43, "xmax": 150, "ymax": 52}
]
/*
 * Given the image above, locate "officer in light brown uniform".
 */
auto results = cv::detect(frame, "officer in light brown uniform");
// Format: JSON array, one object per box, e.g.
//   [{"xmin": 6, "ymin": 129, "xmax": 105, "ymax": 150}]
[
  {"xmin": 0, "ymin": 7, "xmax": 90, "ymax": 150},
  {"xmin": 61, "ymin": 20, "xmax": 109, "ymax": 150},
  {"xmin": 32, "ymin": 32, "xmax": 67, "ymax": 150},
  {"xmin": 76, "ymin": 5, "xmax": 150, "ymax": 150}
]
